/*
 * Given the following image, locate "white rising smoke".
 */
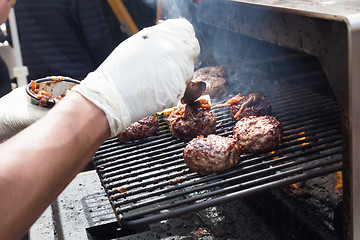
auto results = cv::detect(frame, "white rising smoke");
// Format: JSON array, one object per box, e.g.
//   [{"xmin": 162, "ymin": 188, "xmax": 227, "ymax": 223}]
[
  {"xmin": 138, "ymin": 0, "xmax": 287, "ymax": 101},
  {"xmin": 140, "ymin": 0, "xmax": 201, "ymax": 67},
  {"xmin": 141, "ymin": 0, "xmax": 196, "ymax": 21}
]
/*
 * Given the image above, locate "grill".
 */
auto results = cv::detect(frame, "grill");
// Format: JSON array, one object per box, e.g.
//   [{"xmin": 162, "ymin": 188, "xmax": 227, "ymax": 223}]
[
  {"xmin": 24, "ymin": 1, "xmax": 360, "ymax": 238},
  {"xmin": 93, "ymin": 62, "xmax": 343, "ymax": 229}
]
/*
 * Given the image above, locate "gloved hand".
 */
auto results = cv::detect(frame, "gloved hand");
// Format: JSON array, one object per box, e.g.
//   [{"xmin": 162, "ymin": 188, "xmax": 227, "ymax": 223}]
[
  {"xmin": 72, "ymin": 18, "xmax": 200, "ymax": 137},
  {"xmin": 0, "ymin": 86, "xmax": 49, "ymax": 141}
]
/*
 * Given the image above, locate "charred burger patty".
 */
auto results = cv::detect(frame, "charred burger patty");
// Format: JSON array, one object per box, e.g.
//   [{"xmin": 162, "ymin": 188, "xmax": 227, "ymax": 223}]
[
  {"xmin": 118, "ymin": 115, "xmax": 159, "ymax": 142},
  {"xmin": 192, "ymin": 66, "xmax": 227, "ymax": 98},
  {"xmin": 183, "ymin": 134, "xmax": 241, "ymax": 175},
  {"xmin": 229, "ymin": 93, "xmax": 271, "ymax": 121},
  {"xmin": 167, "ymin": 99, "xmax": 216, "ymax": 140},
  {"xmin": 233, "ymin": 115, "xmax": 283, "ymax": 153},
  {"xmin": 193, "ymin": 66, "xmax": 226, "ymax": 78}
]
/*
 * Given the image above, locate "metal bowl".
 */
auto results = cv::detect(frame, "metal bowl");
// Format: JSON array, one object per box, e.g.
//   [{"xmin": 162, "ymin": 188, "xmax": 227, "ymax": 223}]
[{"xmin": 26, "ymin": 76, "xmax": 80, "ymax": 108}]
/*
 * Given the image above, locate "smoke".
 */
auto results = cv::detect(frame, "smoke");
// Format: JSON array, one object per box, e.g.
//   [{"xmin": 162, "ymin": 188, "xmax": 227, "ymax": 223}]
[
  {"xmin": 141, "ymin": 0, "xmax": 198, "ymax": 21},
  {"xmin": 139, "ymin": 0, "xmax": 286, "ymax": 100}
]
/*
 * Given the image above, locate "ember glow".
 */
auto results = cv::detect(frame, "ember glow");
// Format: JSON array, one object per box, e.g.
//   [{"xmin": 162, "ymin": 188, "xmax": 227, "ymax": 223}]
[
  {"xmin": 291, "ymin": 183, "xmax": 305, "ymax": 191},
  {"xmin": 335, "ymin": 171, "xmax": 343, "ymax": 192},
  {"xmin": 296, "ymin": 131, "xmax": 305, "ymax": 140},
  {"xmin": 270, "ymin": 151, "xmax": 279, "ymax": 159},
  {"xmin": 296, "ymin": 131, "xmax": 310, "ymax": 146}
]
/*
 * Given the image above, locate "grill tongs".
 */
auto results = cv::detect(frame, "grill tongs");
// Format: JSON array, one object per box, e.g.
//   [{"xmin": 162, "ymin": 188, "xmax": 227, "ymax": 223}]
[{"xmin": 181, "ymin": 81, "xmax": 206, "ymax": 104}]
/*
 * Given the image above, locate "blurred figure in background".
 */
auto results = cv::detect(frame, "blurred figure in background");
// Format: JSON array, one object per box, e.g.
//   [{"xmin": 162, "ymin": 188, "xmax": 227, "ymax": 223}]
[
  {"xmin": 10, "ymin": 0, "xmax": 114, "ymax": 82},
  {"xmin": 99, "ymin": 0, "xmax": 157, "ymax": 45},
  {"xmin": 0, "ymin": 56, "xmax": 11, "ymax": 97},
  {"xmin": 0, "ymin": 25, "xmax": 11, "ymax": 97}
]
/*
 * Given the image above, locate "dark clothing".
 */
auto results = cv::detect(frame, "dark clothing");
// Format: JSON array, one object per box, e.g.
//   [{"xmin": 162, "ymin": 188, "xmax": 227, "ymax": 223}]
[
  {"xmin": 0, "ymin": 30, "xmax": 11, "ymax": 97},
  {"xmin": 13, "ymin": 0, "xmax": 113, "ymax": 81},
  {"xmin": 0, "ymin": 56, "xmax": 11, "ymax": 97}
]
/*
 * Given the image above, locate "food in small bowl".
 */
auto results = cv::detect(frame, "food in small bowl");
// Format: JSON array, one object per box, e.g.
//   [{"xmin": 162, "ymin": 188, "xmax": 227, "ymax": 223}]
[{"xmin": 26, "ymin": 76, "xmax": 80, "ymax": 108}]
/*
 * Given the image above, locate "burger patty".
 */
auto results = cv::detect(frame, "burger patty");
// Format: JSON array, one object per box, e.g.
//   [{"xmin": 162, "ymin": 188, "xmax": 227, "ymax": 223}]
[
  {"xmin": 192, "ymin": 66, "xmax": 227, "ymax": 98},
  {"xmin": 183, "ymin": 134, "xmax": 241, "ymax": 175},
  {"xmin": 229, "ymin": 93, "xmax": 271, "ymax": 121},
  {"xmin": 233, "ymin": 115, "xmax": 283, "ymax": 153},
  {"xmin": 118, "ymin": 115, "xmax": 159, "ymax": 142},
  {"xmin": 167, "ymin": 99, "xmax": 216, "ymax": 140},
  {"xmin": 193, "ymin": 66, "xmax": 226, "ymax": 78},
  {"xmin": 193, "ymin": 76, "xmax": 227, "ymax": 97}
]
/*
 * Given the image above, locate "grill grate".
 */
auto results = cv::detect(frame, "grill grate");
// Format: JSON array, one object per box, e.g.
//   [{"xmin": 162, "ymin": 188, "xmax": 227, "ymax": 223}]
[{"xmin": 93, "ymin": 80, "xmax": 343, "ymax": 228}]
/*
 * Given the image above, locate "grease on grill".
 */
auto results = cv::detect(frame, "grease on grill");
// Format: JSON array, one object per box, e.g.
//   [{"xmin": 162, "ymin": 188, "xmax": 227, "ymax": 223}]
[
  {"xmin": 110, "ymin": 187, "xmax": 128, "ymax": 200},
  {"xmin": 115, "ymin": 186, "xmax": 127, "ymax": 194},
  {"xmin": 190, "ymin": 227, "xmax": 214, "ymax": 238}
]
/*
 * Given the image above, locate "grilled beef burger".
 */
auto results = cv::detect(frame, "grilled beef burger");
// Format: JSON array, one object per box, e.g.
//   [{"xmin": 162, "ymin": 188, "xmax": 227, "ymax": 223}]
[
  {"xmin": 229, "ymin": 93, "xmax": 271, "ymax": 121},
  {"xmin": 183, "ymin": 134, "xmax": 241, "ymax": 175},
  {"xmin": 192, "ymin": 66, "xmax": 227, "ymax": 98},
  {"xmin": 167, "ymin": 99, "xmax": 216, "ymax": 140},
  {"xmin": 233, "ymin": 115, "xmax": 283, "ymax": 153},
  {"xmin": 193, "ymin": 66, "xmax": 226, "ymax": 79},
  {"xmin": 118, "ymin": 114, "xmax": 159, "ymax": 142}
]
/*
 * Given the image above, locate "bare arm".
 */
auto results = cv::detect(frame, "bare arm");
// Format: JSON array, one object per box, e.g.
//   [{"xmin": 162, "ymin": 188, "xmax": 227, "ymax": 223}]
[
  {"xmin": 0, "ymin": 18, "xmax": 200, "ymax": 240},
  {"xmin": 0, "ymin": 92, "xmax": 110, "ymax": 240}
]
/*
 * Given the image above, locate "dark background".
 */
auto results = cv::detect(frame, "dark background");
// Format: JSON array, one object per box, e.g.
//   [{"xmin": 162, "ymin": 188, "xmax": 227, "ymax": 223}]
[{"xmin": 100, "ymin": 0, "xmax": 157, "ymax": 47}]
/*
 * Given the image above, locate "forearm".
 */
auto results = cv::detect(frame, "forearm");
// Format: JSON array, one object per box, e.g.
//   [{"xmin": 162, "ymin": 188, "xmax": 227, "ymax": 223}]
[
  {"xmin": 0, "ymin": 18, "xmax": 199, "ymax": 240},
  {"xmin": 0, "ymin": 92, "xmax": 110, "ymax": 240}
]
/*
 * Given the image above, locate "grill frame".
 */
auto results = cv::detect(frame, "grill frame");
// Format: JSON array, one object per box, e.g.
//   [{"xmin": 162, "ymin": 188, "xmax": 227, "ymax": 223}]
[
  {"xmin": 93, "ymin": 76, "xmax": 343, "ymax": 229},
  {"xmin": 189, "ymin": 1, "xmax": 360, "ymax": 238}
]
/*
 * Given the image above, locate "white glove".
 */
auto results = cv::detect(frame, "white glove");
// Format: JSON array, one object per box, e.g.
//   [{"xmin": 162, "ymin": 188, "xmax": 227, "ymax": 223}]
[
  {"xmin": 0, "ymin": 86, "xmax": 49, "ymax": 141},
  {"xmin": 72, "ymin": 18, "xmax": 200, "ymax": 137}
]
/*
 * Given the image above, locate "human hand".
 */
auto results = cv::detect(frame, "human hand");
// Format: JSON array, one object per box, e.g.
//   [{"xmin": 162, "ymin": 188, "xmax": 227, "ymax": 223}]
[
  {"xmin": 72, "ymin": 18, "xmax": 200, "ymax": 137},
  {"xmin": 0, "ymin": 86, "xmax": 49, "ymax": 141}
]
